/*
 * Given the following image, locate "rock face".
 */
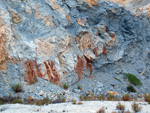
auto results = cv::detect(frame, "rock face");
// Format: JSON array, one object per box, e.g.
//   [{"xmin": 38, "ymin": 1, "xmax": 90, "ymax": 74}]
[{"xmin": 0, "ymin": 0, "xmax": 150, "ymax": 98}]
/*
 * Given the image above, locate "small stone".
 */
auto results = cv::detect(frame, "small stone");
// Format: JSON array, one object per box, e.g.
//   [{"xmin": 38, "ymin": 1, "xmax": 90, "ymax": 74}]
[
  {"xmin": 74, "ymin": 89, "xmax": 81, "ymax": 93},
  {"xmin": 39, "ymin": 91, "xmax": 44, "ymax": 96}
]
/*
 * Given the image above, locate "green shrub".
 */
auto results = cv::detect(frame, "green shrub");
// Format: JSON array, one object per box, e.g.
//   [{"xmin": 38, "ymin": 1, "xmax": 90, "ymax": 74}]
[
  {"xmin": 63, "ymin": 84, "xmax": 69, "ymax": 89},
  {"xmin": 11, "ymin": 84, "xmax": 23, "ymax": 93},
  {"xmin": 123, "ymin": 73, "xmax": 142, "ymax": 86},
  {"xmin": 77, "ymin": 85, "xmax": 82, "ymax": 90},
  {"xmin": 131, "ymin": 103, "xmax": 142, "ymax": 112},
  {"xmin": 127, "ymin": 85, "xmax": 136, "ymax": 92}
]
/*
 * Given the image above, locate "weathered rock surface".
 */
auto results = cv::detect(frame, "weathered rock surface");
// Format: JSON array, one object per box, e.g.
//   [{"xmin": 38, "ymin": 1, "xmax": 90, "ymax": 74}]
[{"xmin": 0, "ymin": 0, "xmax": 150, "ymax": 99}]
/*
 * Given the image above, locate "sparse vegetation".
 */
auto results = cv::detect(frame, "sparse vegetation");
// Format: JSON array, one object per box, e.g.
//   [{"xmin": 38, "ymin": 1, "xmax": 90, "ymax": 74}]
[
  {"xmin": 72, "ymin": 99, "xmax": 77, "ymax": 104},
  {"xmin": 107, "ymin": 94, "xmax": 114, "ymax": 101},
  {"xmin": 116, "ymin": 103, "xmax": 125, "ymax": 111},
  {"xmin": 77, "ymin": 85, "xmax": 82, "ymax": 90},
  {"xmin": 113, "ymin": 77, "xmax": 121, "ymax": 82},
  {"xmin": 123, "ymin": 73, "xmax": 142, "ymax": 86},
  {"xmin": 11, "ymin": 99, "xmax": 23, "ymax": 104},
  {"xmin": 122, "ymin": 94, "xmax": 131, "ymax": 101},
  {"xmin": 96, "ymin": 108, "xmax": 105, "ymax": 113},
  {"xmin": 144, "ymin": 94, "xmax": 150, "ymax": 103},
  {"xmin": 127, "ymin": 85, "xmax": 136, "ymax": 92},
  {"xmin": 63, "ymin": 83, "xmax": 69, "ymax": 89},
  {"xmin": 77, "ymin": 101, "xmax": 83, "ymax": 105},
  {"xmin": 131, "ymin": 103, "xmax": 142, "ymax": 113},
  {"xmin": 35, "ymin": 97, "xmax": 52, "ymax": 106},
  {"xmin": 0, "ymin": 100, "xmax": 3, "ymax": 105},
  {"xmin": 61, "ymin": 98, "xmax": 66, "ymax": 103},
  {"xmin": 11, "ymin": 84, "xmax": 23, "ymax": 93}
]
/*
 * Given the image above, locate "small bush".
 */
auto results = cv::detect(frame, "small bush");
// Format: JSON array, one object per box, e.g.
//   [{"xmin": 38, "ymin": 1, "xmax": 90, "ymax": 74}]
[
  {"xmin": 127, "ymin": 85, "xmax": 136, "ymax": 92},
  {"xmin": 122, "ymin": 94, "xmax": 131, "ymax": 101},
  {"xmin": 116, "ymin": 103, "xmax": 125, "ymax": 111},
  {"xmin": 77, "ymin": 102, "xmax": 83, "ymax": 105},
  {"xmin": 11, "ymin": 84, "xmax": 23, "ymax": 93},
  {"xmin": 107, "ymin": 94, "xmax": 114, "ymax": 101},
  {"xmin": 11, "ymin": 99, "xmax": 23, "ymax": 104},
  {"xmin": 34, "ymin": 97, "xmax": 52, "ymax": 106},
  {"xmin": 131, "ymin": 103, "xmax": 142, "ymax": 113},
  {"xmin": 63, "ymin": 84, "xmax": 69, "ymax": 89},
  {"xmin": 77, "ymin": 85, "xmax": 82, "ymax": 90},
  {"xmin": 98, "ymin": 95, "xmax": 106, "ymax": 101},
  {"xmin": 35, "ymin": 100, "xmax": 42, "ymax": 106},
  {"xmin": 96, "ymin": 108, "xmax": 105, "ymax": 113},
  {"xmin": 61, "ymin": 98, "xmax": 66, "ymax": 103},
  {"xmin": 123, "ymin": 73, "xmax": 142, "ymax": 86},
  {"xmin": 42, "ymin": 97, "xmax": 50, "ymax": 105},
  {"xmin": 72, "ymin": 99, "xmax": 77, "ymax": 104},
  {"xmin": 0, "ymin": 100, "xmax": 3, "ymax": 105},
  {"xmin": 144, "ymin": 94, "xmax": 150, "ymax": 102}
]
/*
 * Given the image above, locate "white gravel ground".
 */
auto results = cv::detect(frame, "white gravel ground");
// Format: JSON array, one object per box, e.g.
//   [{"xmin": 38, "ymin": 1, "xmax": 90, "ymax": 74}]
[{"xmin": 0, "ymin": 101, "xmax": 150, "ymax": 113}]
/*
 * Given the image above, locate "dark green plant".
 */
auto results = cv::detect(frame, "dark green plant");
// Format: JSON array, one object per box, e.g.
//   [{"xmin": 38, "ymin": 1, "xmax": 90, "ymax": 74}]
[
  {"xmin": 11, "ymin": 84, "xmax": 23, "ymax": 93},
  {"xmin": 63, "ymin": 84, "xmax": 69, "ymax": 89},
  {"xmin": 113, "ymin": 77, "xmax": 121, "ymax": 82},
  {"xmin": 127, "ymin": 85, "xmax": 136, "ymax": 92},
  {"xmin": 77, "ymin": 85, "xmax": 82, "ymax": 90},
  {"xmin": 131, "ymin": 103, "xmax": 142, "ymax": 112},
  {"xmin": 11, "ymin": 99, "xmax": 23, "ymax": 104},
  {"xmin": 123, "ymin": 73, "xmax": 142, "ymax": 86}
]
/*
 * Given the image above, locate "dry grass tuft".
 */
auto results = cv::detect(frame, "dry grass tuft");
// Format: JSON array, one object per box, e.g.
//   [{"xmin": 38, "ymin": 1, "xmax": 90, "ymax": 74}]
[
  {"xmin": 96, "ymin": 108, "xmax": 105, "ymax": 113},
  {"xmin": 131, "ymin": 103, "xmax": 142, "ymax": 113},
  {"xmin": 72, "ymin": 99, "xmax": 77, "ymax": 104},
  {"xmin": 122, "ymin": 94, "xmax": 131, "ymax": 101},
  {"xmin": 11, "ymin": 84, "xmax": 23, "ymax": 93},
  {"xmin": 116, "ymin": 102, "xmax": 125, "ymax": 111},
  {"xmin": 144, "ymin": 94, "xmax": 150, "ymax": 103},
  {"xmin": 77, "ymin": 101, "xmax": 83, "ymax": 105}
]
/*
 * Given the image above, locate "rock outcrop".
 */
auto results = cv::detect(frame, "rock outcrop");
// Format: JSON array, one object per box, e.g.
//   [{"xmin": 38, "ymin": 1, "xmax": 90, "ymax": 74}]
[{"xmin": 0, "ymin": 0, "xmax": 150, "ymax": 98}]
